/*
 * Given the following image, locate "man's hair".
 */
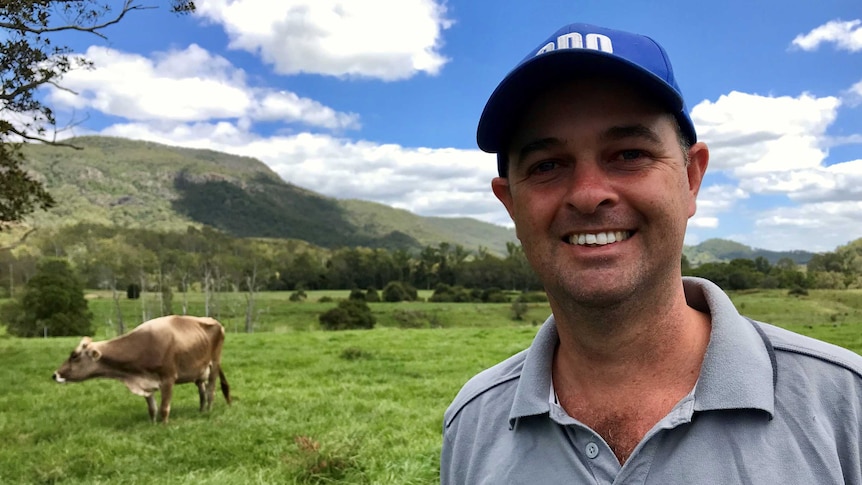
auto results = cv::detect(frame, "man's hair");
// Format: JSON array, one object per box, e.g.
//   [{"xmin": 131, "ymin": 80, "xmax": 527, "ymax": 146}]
[{"xmin": 671, "ymin": 114, "xmax": 692, "ymax": 165}]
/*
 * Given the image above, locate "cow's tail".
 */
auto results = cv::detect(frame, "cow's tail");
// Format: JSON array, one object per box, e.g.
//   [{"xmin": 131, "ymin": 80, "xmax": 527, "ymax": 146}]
[{"xmin": 219, "ymin": 367, "xmax": 231, "ymax": 405}]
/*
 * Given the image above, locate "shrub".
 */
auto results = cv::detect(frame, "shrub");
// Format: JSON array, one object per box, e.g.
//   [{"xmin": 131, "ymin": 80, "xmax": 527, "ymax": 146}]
[
  {"xmin": 2, "ymin": 258, "xmax": 93, "ymax": 337},
  {"xmin": 348, "ymin": 288, "xmax": 366, "ymax": 301},
  {"xmin": 289, "ymin": 289, "xmax": 307, "ymax": 302},
  {"xmin": 511, "ymin": 296, "xmax": 529, "ymax": 321},
  {"xmin": 482, "ymin": 287, "xmax": 509, "ymax": 303},
  {"xmin": 788, "ymin": 286, "xmax": 809, "ymax": 297},
  {"xmin": 365, "ymin": 288, "xmax": 380, "ymax": 302},
  {"xmin": 319, "ymin": 299, "xmax": 375, "ymax": 330},
  {"xmin": 382, "ymin": 281, "xmax": 417, "ymax": 302},
  {"xmin": 430, "ymin": 284, "xmax": 480, "ymax": 303},
  {"xmin": 392, "ymin": 309, "xmax": 440, "ymax": 329},
  {"xmin": 518, "ymin": 291, "xmax": 548, "ymax": 303}
]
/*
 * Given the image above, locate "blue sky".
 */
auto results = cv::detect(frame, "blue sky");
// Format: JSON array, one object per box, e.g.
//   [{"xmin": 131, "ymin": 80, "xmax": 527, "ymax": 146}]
[{"xmin": 41, "ymin": 0, "xmax": 862, "ymax": 253}]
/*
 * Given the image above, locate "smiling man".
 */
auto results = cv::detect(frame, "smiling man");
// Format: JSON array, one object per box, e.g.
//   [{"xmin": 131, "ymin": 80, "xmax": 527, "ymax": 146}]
[{"xmin": 440, "ymin": 23, "xmax": 862, "ymax": 484}]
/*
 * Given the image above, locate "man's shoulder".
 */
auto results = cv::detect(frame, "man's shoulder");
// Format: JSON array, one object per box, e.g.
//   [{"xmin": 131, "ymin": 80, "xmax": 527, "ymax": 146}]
[
  {"xmin": 443, "ymin": 349, "xmax": 528, "ymax": 428},
  {"xmin": 754, "ymin": 319, "xmax": 862, "ymax": 378}
]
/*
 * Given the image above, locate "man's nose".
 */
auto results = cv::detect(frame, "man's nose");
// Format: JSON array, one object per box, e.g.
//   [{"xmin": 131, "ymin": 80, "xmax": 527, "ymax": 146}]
[{"xmin": 564, "ymin": 161, "xmax": 617, "ymax": 214}]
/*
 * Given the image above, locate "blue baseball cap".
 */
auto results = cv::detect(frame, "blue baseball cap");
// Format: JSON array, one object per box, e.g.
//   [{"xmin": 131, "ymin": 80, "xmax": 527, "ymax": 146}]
[{"xmin": 477, "ymin": 23, "xmax": 697, "ymax": 176}]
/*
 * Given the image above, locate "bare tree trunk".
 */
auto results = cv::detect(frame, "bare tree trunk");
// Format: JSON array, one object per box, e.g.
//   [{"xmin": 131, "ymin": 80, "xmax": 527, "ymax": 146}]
[
  {"xmin": 111, "ymin": 275, "xmax": 124, "ymax": 334},
  {"xmin": 245, "ymin": 269, "xmax": 256, "ymax": 333},
  {"xmin": 139, "ymin": 272, "xmax": 148, "ymax": 323},
  {"xmin": 203, "ymin": 265, "xmax": 213, "ymax": 317},
  {"xmin": 181, "ymin": 273, "xmax": 189, "ymax": 315},
  {"xmin": 157, "ymin": 267, "xmax": 163, "ymax": 315},
  {"xmin": 213, "ymin": 266, "xmax": 222, "ymax": 321}
]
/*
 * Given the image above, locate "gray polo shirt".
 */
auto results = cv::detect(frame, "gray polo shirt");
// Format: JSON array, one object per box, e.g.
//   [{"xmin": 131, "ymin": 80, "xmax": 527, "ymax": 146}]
[{"xmin": 441, "ymin": 277, "xmax": 862, "ymax": 484}]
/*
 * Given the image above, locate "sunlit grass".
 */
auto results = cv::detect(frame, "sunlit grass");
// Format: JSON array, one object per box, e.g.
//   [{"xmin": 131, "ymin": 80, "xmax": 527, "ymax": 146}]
[{"xmin": 1, "ymin": 288, "xmax": 860, "ymax": 483}]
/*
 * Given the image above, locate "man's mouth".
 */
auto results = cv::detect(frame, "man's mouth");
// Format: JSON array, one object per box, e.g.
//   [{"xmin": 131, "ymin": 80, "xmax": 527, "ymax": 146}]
[{"xmin": 567, "ymin": 231, "xmax": 632, "ymax": 246}]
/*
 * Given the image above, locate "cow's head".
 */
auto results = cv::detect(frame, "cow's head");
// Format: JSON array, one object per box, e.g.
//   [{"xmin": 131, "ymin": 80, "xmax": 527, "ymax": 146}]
[{"xmin": 52, "ymin": 337, "xmax": 103, "ymax": 383}]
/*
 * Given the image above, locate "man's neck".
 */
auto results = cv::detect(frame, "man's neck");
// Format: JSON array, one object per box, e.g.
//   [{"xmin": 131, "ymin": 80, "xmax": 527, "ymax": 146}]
[{"xmin": 549, "ymin": 286, "xmax": 712, "ymax": 464}]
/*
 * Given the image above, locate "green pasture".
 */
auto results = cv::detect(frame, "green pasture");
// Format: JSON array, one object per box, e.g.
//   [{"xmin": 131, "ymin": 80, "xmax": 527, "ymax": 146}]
[
  {"xmin": 0, "ymin": 288, "xmax": 860, "ymax": 484},
  {"xmin": 78, "ymin": 289, "xmax": 549, "ymax": 339}
]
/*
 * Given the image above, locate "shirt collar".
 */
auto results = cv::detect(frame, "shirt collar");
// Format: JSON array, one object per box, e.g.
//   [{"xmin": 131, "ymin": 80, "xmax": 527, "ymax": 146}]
[{"xmin": 508, "ymin": 277, "xmax": 775, "ymax": 426}]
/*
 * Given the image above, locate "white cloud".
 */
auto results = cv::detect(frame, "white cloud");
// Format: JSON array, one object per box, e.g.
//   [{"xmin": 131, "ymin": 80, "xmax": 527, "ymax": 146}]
[
  {"xmin": 690, "ymin": 184, "xmax": 749, "ymax": 229},
  {"xmin": 746, "ymin": 201, "xmax": 862, "ymax": 252},
  {"xmin": 193, "ymin": 0, "xmax": 452, "ymax": 80},
  {"xmin": 47, "ymin": 45, "xmax": 359, "ymax": 130},
  {"xmin": 742, "ymin": 159, "xmax": 862, "ymax": 202},
  {"xmin": 846, "ymin": 79, "xmax": 862, "ymax": 106},
  {"xmin": 691, "ymin": 91, "xmax": 839, "ymax": 176},
  {"xmin": 791, "ymin": 19, "xmax": 862, "ymax": 52},
  {"xmin": 687, "ymin": 88, "xmax": 862, "ymax": 251}
]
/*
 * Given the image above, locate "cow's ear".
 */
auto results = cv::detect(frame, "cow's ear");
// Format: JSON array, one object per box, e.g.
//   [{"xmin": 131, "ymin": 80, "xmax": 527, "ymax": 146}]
[
  {"xmin": 88, "ymin": 348, "xmax": 101, "ymax": 361},
  {"xmin": 79, "ymin": 336, "xmax": 92, "ymax": 349}
]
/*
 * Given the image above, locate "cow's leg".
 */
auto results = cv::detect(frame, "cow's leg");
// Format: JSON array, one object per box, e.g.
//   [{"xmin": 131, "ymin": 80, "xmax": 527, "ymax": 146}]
[
  {"xmin": 158, "ymin": 382, "xmax": 174, "ymax": 423},
  {"xmin": 145, "ymin": 395, "xmax": 157, "ymax": 423},
  {"xmin": 196, "ymin": 379, "xmax": 207, "ymax": 412},
  {"xmin": 205, "ymin": 364, "xmax": 218, "ymax": 411}
]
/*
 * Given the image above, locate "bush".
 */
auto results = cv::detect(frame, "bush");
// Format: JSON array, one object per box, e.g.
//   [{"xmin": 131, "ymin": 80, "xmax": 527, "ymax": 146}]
[
  {"xmin": 2, "ymin": 258, "xmax": 93, "ymax": 337},
  {"xmin": 392, "ymin": 309, "xmax": 440, "ymax": 329},
  {"xmin": 518, "ymin": 291, "xmax": 548, "ymax": 303},
  {"xmin": 289, "ymin": 289, "xmax": 307, "ymax": 302},
  {"xmin": 365, "ymin": 288, "xmax": 380, "ymax": 302},
  {"xmin": 319, "ymin": 300, "xmax": 375, "ymax": 331},
  {"xmin": 348, "ymin": 288, "xmax": 366, "ymax": 301},
  {"xmin": 788, "ymin": 286, "xmax": 809, "ymax": 297},
  {"xmin": 430, "ymin": 284, "xmax": 480, "ymax": 303},
  {"xmin": 126, "ymin": 283, "xmax": 141, "ymax": 299},
  {"xmin": 511, "ymin": 296, "xmax": 529, "ymax": 321},
  {"xmin": 382, "ymin": 281, "xmax": 418, "ymax": 302},
  {"xmin": 481, "ymin": 287, "xmax": 509, "ymax": 303}
]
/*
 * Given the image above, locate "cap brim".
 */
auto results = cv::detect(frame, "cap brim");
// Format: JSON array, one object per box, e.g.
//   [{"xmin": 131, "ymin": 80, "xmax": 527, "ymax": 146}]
[{"xmin": 477, "ymin": 49, "xmax": 687, "ymax": 155}]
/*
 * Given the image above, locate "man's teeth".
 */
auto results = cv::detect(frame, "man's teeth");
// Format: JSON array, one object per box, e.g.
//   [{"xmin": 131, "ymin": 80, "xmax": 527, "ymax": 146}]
[{"xmin": 570, "ymin": 231, "xmax": 629, "ymax": 246}]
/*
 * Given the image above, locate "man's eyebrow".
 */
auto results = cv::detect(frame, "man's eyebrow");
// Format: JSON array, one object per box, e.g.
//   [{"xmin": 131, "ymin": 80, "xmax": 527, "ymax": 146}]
[
  {"xmin": 601, "ymin": 124, "xmax": 662, "ymax": 144},
  {"xmin": 514, "ymin": 137, "xmax": 562, "ymax": 162}
]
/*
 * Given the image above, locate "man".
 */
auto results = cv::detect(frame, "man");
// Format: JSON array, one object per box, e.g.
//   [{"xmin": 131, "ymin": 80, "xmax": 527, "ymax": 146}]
[{"xmin": 441, "ymin": 22, "xmax": 862, "ymax": 484}]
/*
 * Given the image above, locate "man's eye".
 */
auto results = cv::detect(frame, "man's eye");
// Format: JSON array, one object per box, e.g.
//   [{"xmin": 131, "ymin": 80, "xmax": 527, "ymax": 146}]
[
  {"xmin": 619, "ymin": 150, "xmax": 646, "ymax": 161},
  {"xmin": 532, "ymin": 160, "xmax": 557, "ymax": 173}
]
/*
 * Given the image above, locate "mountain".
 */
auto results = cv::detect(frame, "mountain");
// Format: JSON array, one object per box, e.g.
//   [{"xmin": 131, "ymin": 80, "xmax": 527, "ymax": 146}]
[
  {"xmin": 14, "ymin": 136, "xmax": 518, "ymax": 254},
  {"xmin": 684, "ymin": 238, "xmax": 817, "ymax": 266}
]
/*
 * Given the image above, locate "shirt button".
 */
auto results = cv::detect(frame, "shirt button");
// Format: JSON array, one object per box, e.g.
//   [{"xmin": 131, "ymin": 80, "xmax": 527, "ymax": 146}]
[{"xmin": 585, "ymin": 442, "xmax": 599, "ymax": 459}]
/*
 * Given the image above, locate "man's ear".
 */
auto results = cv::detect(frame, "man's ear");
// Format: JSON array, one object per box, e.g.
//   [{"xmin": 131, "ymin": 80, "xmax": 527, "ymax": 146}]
[
  {"xmin": 491, "ymin": 177, "xmax": 515, "ymax": 220},
  {"xmin": 686, "ymin": 142, "xmax": 709, "ymax": 218}
]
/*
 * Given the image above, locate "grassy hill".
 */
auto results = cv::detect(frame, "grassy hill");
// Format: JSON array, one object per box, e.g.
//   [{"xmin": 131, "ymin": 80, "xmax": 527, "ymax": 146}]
[
  {"xmin": 15, "ymin": 136, "xmax": 518, "ymax": 254},
  {"xmin": 684, "ymin": 238, "xmax": 817, "ymax": 266}
]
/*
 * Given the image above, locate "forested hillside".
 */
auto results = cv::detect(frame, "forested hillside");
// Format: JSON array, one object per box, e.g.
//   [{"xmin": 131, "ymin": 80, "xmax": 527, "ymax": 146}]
[
  {"xmin": 5, "ymin": 134, "xmax": 843, "ymax": 278},
  {"xmin": 13, "ymin": 136, "xmax": 518, "ymax": 254},
  {"xmin": 683, "ymin": 238, "xmax": 816, "ymax": 266}
]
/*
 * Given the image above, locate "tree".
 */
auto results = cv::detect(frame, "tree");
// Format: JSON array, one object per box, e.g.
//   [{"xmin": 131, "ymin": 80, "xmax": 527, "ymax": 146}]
[
  {"xmin": 1, "ymin": 257, "xmax": 92, "ymax": 336},
  {"xmin": 0, "ymin": 0, "xmax": 195, "ymax": 226}
]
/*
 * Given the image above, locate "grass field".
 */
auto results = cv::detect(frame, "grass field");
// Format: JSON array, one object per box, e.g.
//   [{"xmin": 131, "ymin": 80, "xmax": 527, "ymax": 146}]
[{"xmin": 1, "ymin": 287, "xmax": 860, "ymax": 483}]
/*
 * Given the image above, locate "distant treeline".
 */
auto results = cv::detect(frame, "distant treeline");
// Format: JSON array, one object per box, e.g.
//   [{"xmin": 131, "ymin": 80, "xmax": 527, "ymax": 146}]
[
  {"xmin": 683, "ymin": 241, "xmax": 862, "ymax": 290},
  {"xmin": 2, "ymin": 223, "xmax": 860, "ymax": 298},
  {"xmin": 0, "ymin": 223, "xmax": 542, "ymax": 297}
]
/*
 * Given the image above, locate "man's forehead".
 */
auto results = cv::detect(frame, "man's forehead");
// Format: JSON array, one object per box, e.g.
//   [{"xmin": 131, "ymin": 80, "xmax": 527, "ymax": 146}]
[{"xmin": 508, "ymin": 114, "xmax": 675, "ymax": 154}]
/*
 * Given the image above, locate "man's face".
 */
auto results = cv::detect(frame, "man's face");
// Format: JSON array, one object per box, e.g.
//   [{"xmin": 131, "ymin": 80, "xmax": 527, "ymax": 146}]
[{"xmin": 491, "ymin": 79, "xmax": 708, "ymax": 309}]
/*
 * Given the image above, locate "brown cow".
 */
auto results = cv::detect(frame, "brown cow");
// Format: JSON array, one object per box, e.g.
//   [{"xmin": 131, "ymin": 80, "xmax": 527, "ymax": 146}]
[{"xmin": 52, "ymin": 315, "xmax": 231, "ymax": 423}]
